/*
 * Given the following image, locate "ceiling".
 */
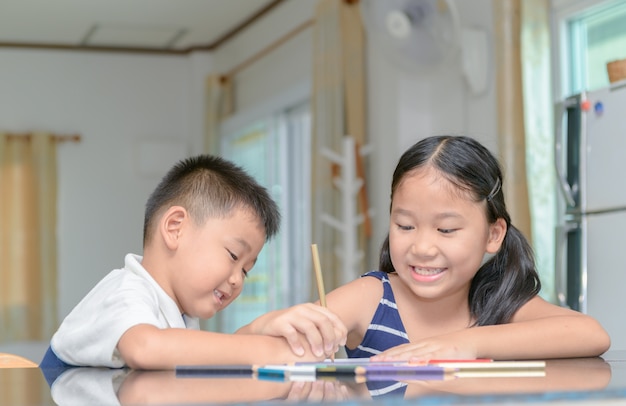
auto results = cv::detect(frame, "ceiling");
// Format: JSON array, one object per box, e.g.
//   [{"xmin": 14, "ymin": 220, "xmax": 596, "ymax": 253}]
[{"xmin": 0, "ymin": 0, "xmax": 283, "ymax": 54}]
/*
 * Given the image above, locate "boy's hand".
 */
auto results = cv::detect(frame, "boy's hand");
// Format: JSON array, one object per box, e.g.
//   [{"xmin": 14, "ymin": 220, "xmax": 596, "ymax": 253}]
[
  {"xmin": 237, "ymin": 303, "xmax": 347, "ymax": 358},
  {"xmin": 285, "ymin": 380, "xmax": 353, "ymax": 403}
]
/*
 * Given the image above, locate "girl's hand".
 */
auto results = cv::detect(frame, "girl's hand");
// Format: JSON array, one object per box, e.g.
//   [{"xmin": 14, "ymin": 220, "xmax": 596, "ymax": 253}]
[
  {"xmin": 370, "ymin": 334, "xmax": 478, "ymax": 363},
  {"xmin": 237, "ymin": 303, "xmax": 347, "ymax": 358}
]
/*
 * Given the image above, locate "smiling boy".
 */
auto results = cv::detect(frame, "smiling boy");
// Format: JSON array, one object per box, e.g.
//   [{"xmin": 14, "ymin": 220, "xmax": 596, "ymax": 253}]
[{"xmin": 42, "ymin": 155, "xmax": 346, "ymax": 369}]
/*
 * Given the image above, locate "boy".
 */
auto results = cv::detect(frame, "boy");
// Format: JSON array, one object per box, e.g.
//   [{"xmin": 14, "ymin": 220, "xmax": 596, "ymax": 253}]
[{"xmin": 42, "ymin": 155, "xmax": 346, "ymax": 369}]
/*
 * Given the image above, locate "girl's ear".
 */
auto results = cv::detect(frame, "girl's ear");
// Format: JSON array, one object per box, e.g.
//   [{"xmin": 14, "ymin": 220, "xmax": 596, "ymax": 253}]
[
  {"xmin": 486, "ymin": 217, "xmax": 507, "ymax": 254},
  {"xmin": 160, "ymin": 206, "xmax": 187, "ymax": 250}
]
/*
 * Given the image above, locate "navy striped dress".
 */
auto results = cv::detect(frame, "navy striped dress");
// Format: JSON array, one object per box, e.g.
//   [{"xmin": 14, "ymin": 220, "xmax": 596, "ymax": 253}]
[{"xmin": 345, "ymin": 271, "xmax": 410, "ymax": 397}]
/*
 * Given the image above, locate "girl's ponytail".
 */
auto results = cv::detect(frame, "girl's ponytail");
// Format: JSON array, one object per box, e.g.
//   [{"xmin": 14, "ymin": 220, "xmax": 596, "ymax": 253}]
[{"xmin": 469, "ymin": 224, "xmax": 540, "ymax": 326}]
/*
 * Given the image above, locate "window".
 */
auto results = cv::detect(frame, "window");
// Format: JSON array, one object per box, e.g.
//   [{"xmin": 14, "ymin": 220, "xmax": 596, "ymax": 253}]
[
  {"xmin": 206, "ymin": 100, "xmax": 312, "ymax": 333},
  {"xmin": 554, "ymin": 0, "xmax": 626, "ymax": 96}
]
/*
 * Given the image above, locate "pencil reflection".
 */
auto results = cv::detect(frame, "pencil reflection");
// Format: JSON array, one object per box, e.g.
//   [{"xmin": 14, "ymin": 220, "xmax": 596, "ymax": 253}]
[
  {"xmin": 46, "ymin": 357, "xmax": 612, "ymax": 404},
  {"xmin": 117, "ymin": 370, "xmax": 364, "ymax": 404},
  {"xmin": 401, "ymin": 357, "xmax": 611, "ymax": 399},
  {"xmin": 49, "ymin": 367, "xmax": 367, "ymax": 405}
]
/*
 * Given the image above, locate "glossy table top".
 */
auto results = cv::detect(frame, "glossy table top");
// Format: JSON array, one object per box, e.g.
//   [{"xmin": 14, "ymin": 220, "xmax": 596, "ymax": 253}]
[{"xmin": 5, "ymin": 352, "xmax": 626, "ymax": 405}]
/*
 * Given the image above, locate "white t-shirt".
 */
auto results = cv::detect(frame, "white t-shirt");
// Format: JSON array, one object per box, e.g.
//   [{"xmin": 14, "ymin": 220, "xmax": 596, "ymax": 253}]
[
  {"xmin": 51, "ymin": 367, "xmax": 129, "ymax": 405},
  {"xmin": 50, "ymin": 253, "xmax": 200, "ymax": 368}
]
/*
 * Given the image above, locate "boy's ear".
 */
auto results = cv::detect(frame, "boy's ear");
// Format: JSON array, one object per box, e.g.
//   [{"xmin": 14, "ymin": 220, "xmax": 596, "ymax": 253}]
[
  {"xmin": 486, "ymin": 217, "xmax": 507, "ymax": 254},
  {"xmin": 160, "ymin": 206, "xmax": 187, "ymax": 250}
]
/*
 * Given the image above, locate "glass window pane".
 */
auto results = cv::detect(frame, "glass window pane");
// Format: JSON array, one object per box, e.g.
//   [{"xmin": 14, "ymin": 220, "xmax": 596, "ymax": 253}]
[
  {"xmin": 218, "ymin": 121, "xmax": 280, "ymax": 333},
  {"xmin": 283, "ymin": 103, "xmax": 312, "ymax": 306},
  {"xmin": 567, "ymin": 0, "xmax": 626, "ymax": 93},
  {"xmin": 207, "ymin": 102, "xmax": 311, "ymax": 333}
]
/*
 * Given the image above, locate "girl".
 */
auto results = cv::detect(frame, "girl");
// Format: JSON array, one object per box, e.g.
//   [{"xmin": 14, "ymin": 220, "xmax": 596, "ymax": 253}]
[{"xmin": 326, "ymin": 135, "xmax": 610, "ymax": 362}]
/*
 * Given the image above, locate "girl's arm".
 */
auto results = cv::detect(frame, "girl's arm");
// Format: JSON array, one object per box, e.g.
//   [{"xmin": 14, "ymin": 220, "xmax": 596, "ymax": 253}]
[
  {"xmin": 372, "ymin": 296, "xmax": 611, "ymax": 362},
  {"xmin": 324, "ymin": 276, "xmax": 385, "ymax": 350}
]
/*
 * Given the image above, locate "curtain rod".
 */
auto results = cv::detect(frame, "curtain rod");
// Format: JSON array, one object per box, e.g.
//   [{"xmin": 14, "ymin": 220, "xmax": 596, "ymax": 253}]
[
  {"xmin": 221, "ymin": 18, "xmax": 314, "ymax": 82},
  {"xmin": 5, "ymin": 133, "xmax": 82, "ymax": 143}
]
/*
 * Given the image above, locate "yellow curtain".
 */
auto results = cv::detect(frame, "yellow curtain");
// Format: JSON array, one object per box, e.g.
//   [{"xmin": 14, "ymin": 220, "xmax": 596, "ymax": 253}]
[
  {"xmin": 204, "ymin": 75, "xmax": 234, "ymax": 154},
  {"xmin": 493, "ymin": 0, "xmax": 532, "ymax": 242},
  {"xmin": 312, "ymin": 0, "xmax": 368, "ymax": 291},
  {"xmin": 520, "ymin": 0, "xmax": 556, "ymax": 302},
  {"xmin": 0, "ymin": 132, "xmax": 58, "ymax": 342}
]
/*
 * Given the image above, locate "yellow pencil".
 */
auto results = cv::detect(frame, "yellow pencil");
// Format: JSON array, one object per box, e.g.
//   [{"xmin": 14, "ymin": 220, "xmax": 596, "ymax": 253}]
[{"xmin": 311, "ymin": 243, "xmax": 333, "ymax": 361}]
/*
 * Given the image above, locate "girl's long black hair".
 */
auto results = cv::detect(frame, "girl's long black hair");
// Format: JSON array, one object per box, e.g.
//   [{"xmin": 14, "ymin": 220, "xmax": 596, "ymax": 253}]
[{"xmin": 379, "ymin": 135, "xmax": 540, "ymax": 326}]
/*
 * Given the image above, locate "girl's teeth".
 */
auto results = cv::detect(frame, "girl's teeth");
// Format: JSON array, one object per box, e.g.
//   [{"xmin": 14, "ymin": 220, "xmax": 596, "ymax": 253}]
[{"xmin": 414, "ymin": 267, "xmax": 443, "ymax": 276}]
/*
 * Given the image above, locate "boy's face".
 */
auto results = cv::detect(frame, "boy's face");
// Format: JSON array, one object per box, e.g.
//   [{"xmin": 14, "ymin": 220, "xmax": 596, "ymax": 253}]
[{"xmin": 168, "ymin": 207, "xmax": 266, "ymax": 319}]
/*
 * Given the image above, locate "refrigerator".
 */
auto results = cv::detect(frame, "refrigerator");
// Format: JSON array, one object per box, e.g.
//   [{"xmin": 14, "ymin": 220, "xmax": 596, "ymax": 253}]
[{"xmin": 555, "ymin": 79, "xmax": 626, "ymax": 351}]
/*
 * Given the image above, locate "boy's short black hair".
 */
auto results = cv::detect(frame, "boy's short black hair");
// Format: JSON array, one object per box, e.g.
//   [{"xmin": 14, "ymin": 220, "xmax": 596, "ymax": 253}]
[{"xmin": 143, "ymin": 154, "xmax": 280, "ymax": 246}]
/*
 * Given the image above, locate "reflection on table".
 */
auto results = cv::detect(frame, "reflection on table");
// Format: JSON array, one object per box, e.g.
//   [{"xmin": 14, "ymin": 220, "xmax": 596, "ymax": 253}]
[
  {"xmin": 402, "ymin": 357, "xmax": 612, "ymax": 400},
  {"xmin": 3, "ymin": 356, "xmax": 626, "ymax": 405}
]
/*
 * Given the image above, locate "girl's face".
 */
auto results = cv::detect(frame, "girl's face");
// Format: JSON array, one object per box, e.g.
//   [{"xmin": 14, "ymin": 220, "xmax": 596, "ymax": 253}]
[
  {"xmin": 169, "ymin": 207, "xmax": 266, "ymax": 319},
  {"xmin": 388, "ymin": 166, "xmax": 506, "ymax": 302}
]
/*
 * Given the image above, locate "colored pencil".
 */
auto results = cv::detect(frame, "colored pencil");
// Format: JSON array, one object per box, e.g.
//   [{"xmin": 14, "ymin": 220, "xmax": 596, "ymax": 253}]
[
  {"xmin": 433, "ymin": 360, "xmax": 546, "ymax": 378},
  {"xmin": 175, "ymin": 360, "xmax": 545, "ymax": 381},
  {"xmin": 255, "ymin": 365, "xmax": 359, "ymax": 383},
  {"xmin": 295, "ymin": 358, "xmax": 493, "ymax": 367},
  {"xmin": 427, "ymin": 359, "xmax": 493, "ymax": 364},
  {"xmin": 430, "ymin": 360, "xmax": 545, "ymax": 370},
  {"xmin": 311, "ymin": 244, "xmax": 327, "ymax": 308},
  {"xmin": 260, "ymin": 364, "xmax": 448, "ymax": 375},
  {"xmin": 175, "ymin": 365, "xmax": 255, "ymax": 378},
  {"xmin": 332, "ymin": 364, "xmax": 453, "ymax": 381},
  {"xmin": 356, "ymin": 365, "xmax": 449, "ymax": 376}
]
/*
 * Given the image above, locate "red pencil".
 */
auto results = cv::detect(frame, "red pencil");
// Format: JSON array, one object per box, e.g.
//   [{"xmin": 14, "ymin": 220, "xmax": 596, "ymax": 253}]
[{"xmin": 427, "ymin": 359, "xmax": 492, "ymax": 364}]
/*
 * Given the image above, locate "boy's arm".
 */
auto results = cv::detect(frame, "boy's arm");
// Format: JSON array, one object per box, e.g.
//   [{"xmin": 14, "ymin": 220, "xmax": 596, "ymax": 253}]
[
  {"xmin": 117, "ymin": 370, "xmax": 294, "ymax": 404},
  {"xmin": 371, "ymin": 296, "xmax": 611, "ymax": 362},
  {"xmin": 118, "ymin": 369, "xmax": 356, "ymax": 404},
  {"xmin": 236, "ymin": 303, "xmax": 347, "ymax": 358},
  {"xmin": 117, "ymin": 324, "xmax": 326, "ymax": 369}
]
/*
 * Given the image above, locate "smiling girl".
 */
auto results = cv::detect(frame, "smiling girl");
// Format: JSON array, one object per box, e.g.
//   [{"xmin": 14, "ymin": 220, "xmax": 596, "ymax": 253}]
[{"xmin": 325, "ymin": 135, "xmax": 609, "ymax": 363}]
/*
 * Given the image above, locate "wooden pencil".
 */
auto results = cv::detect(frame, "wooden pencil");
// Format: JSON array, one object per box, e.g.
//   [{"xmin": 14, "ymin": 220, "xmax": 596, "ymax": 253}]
[
  {"xmin": 311, "ymin": 244, "xmax": 327, "ymax": 307},
  {"xmin": 311, "ymin": 243, "xmax": 333, "ymax": 361}
]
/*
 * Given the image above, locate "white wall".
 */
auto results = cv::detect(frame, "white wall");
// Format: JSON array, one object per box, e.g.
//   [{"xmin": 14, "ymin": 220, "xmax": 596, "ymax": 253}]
[
  {"xmin": 0, "ymin": 49, "xmax": 212, "ymax": 321},
  {"xmin": 0, "ymin": 0, "xmax": 497, "ymax": 354},
  {"xmin": 366, "ymin": 0, "xmax": 498, "ymax": 265},
  {"xmin": 212, "ymin": 0, "xmax": 317, "ymax": 112},
  {"xmin": 214, "ymin": 0, "xmax": 498, "ymax": 269}
]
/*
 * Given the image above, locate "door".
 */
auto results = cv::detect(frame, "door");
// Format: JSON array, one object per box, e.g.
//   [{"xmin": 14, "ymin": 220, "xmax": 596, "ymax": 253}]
[
  {"xmin": 581, "ymin": 84, "xmax": 626, "ymax": 213},
  {"xmin": 585, "ymin": 210, "xmax": 626, "ymax": 350}
]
